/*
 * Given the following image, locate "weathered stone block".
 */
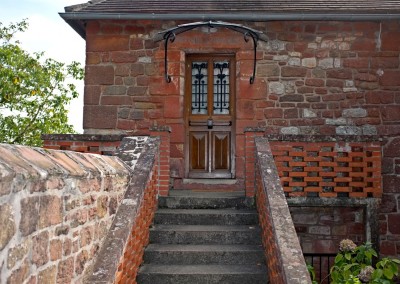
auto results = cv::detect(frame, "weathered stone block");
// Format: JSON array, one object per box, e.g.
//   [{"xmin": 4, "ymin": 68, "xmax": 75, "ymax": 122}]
[
  {"xmin": 103, "ymin": 86, "xmax": 127, "ymax": 96},
  {"xmin": 279, "ymin": 94, "xmax": 304, "ymax": 102},
  {"xmin": 7, "ymin": 259, "xmax": 29, "ymax": 284},
  {"xmin": 302, "ymin": 57, "xmax": 317, "ymax": 68},
  {"xmin": 281, "ymin": 66, "xmax": 307, "ymax": 77},
  {"xmin": 57, "ymin": 257, "xmax": 74, "ymax": 283},
  {"xmin": 20, "ymin": 197, "xmax": 39, "ymax": 236},
  {"xmin": 32, "ymin": 231, "xmax": 49, "ymax": 267},
  {"xmin": 39, "ymin": 196, "xmax": 62, "ymax": 229},
  {"xmin": 7, "ymin": 239, "xmax": 31, "ymax": 269},
  {"xmin": 268, "ymin": 82, "xmax": 284, "ymax": 95},
  {"xmin": 280, "ymin": 127, "xmax": 300, "ymax": 135},
  {"xmin": 0, "ymin": 204, "xmax": 15, "ymax": 250},
  {"xmin": 336, "ymin": 126, "xmax": 362, "ymax": 135},
  {"xmin": 342, "ymin": 108, "xmax": 367, "ymax": 118},
  {"xmin": 38, "ymin": 265, "xmax": 57, "ymax": 284}
]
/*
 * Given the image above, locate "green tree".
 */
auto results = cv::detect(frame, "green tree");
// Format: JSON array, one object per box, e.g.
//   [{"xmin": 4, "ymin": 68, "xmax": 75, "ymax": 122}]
[{"xmin": 0, "ymin": 19, "xmax": 83, "ymax": 146}]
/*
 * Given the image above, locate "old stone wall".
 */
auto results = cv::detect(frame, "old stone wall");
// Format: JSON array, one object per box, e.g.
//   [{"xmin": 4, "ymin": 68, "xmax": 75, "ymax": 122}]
[{"xmin": 0, "ymin": 143, "xmax": 131, "ymax": 283}]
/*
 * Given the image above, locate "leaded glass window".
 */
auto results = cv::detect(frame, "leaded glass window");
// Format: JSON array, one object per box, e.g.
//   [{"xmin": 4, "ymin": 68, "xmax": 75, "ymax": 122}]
[
  {"xmin": 191, "ymin": 62, "xmax": 208, "ymax": 115},
  {"xmin": 213, "ymin": 61, "xmax": 230, "ymax": 115}
]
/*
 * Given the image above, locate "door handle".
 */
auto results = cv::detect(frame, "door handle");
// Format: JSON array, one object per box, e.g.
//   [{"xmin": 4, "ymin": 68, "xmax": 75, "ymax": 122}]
[{"xmin": 207, "ymin": 119, "xmax": 213, "ymax": 129}]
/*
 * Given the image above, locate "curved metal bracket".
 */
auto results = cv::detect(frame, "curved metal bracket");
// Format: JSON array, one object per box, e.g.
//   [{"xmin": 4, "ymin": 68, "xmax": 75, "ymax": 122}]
[
  {"xmin": 157, "ymin": 21, "xmax": 268, "ymax": 84},
  {"xmin": 164, "ymin": 32, "xmax": 175, "ymax": 83}
]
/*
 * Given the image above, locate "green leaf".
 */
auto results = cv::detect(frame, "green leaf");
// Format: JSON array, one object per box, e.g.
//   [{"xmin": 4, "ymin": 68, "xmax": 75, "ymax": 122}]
[
  {"xmin": 383, "ymin": 268, "xmax": 393, "ymax": 279},
  {"xmin": 373, "ymin": 268, "xmax": 383, "ymax": 279}
]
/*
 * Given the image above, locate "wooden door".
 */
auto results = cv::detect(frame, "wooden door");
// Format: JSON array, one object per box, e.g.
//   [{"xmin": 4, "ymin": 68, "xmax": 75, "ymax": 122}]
[{"xmin": 185, "ymin": 55, "xmax": 235, "ymax": 178}]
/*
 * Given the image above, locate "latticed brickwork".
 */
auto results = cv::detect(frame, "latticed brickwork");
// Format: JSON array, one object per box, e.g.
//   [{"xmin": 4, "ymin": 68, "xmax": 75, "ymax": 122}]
[
  {"xmin": 114, "ymin": 165, "xmax": 158, "ymax": 284},
  {"xmin": 269, "ymin": 141, "xmax": 382, "ymax": 198}
]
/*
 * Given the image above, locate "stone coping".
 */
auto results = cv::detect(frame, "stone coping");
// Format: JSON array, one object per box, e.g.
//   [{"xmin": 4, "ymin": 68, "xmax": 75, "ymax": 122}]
[
  {"xmin": 84, "ymin": 136, "xmax": 160, "ymax": 283},
  {"xmin": 255, "ymin": 136, "xmax": 312, "ymax": 284}
]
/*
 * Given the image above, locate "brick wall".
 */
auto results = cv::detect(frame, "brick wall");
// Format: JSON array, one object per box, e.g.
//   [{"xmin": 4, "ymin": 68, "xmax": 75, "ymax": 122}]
[
  {"xmin": 82, "ymin": 19, "xmax": 400, "ymax": 187},
  {"xmin": 84, "ymin": 137, "xmax": 160, "ymax": 283},
  {"xmin": 0, "ymin": 143, "xmax": 130, "ymax": 283},
  {"xmin": 82, "ymin": 19, "xmax": 400, "ymax": 258},
  {"xmin": 42, "ymin": 134, "xmax": 125, "ymax": 155}
]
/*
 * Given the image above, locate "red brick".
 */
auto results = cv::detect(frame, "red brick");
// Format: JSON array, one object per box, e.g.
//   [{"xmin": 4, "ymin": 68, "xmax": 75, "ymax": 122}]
[
  {"xmin": 149, "ymin": 77, "xmax": 181, "ymax": 95},
  {"xmin": 382, "ymin": 106, "xmax": 400, "ymax": 122},
  {"xmin": 237, "ymin": 100, "xmax": 255, "ymax": 119},
  {"xmin": 305, "ymin": 78, "xmax": 324, "ymax": 87},
  {"xmin": 110, "ymin": 51, "xmax": 138, "ymax": 63},
  {"xmin": 87, "ymin": 35, "xmax": 130, "ymax": 52},
  {"xmin": 352, "ymin": 38, "xmax": 376, "ymax": 51},
  {"xmin": 380, "ymin": 241, "xmax": 397, "ymax": 256},
  {"xmin": 326, "ymin": 69, "xmax": 353, "ymax": 80},
  {"xmin": 381, "ymin": 31, "xmax": 400, "ymax": 51},
  {"xmin": 343, "ymin": 58, "xmax": 370, "ymax": 68},
  {"xmin": 371, "ymin": 57, "xmax": 399, "ymax": 69},
  {"xmin": 380, "ymin": 70, "xmax": 400, "ymax": 86},
  {"xmin": 84, "ymin": 105, "xmax": 118, "ymax": 129},
  {"xmin": 264, "ymin": 109, "xmax": 283, "ymax": 119},
  {"xmin": 281, "ymin": 66, "xmax": 307, "ymax": 77},
  {"xmin": 164, "ymin": 96, "xmax": 182, "ymax": 118},
  {"xmin": 86, "ymin": 66, "xmax": 115, "ymax": 85}
]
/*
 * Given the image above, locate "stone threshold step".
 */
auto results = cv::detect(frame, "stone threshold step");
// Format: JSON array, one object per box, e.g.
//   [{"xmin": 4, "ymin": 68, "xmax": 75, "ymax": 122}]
[
  {"xmin": 138, "ymin": 264, "xmax": 267, "ymax": 275},
  {"xmin": 151, "ymin": 225, "xmax": 260, "ymax": 232},
  {"xmin": 155, "ymin": 208, "xmax": 257, "ymax": 215},
  {"xmin": 145, "ymin": 244, "xmax": 264, "ymax": 252}
]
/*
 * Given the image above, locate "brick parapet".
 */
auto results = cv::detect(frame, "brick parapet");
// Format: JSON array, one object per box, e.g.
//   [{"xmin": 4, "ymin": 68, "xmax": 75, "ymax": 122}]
[
  {"xmin": 150, "ymin": 128, "xmax": 171, "ymax": 196},
  {"xmin": 42, "ymin": 134, "xmax": 127, "ymax": 155},
  {"xmin": 84, "ymin": 137, "xmax": 160, "ymax": 283},
  {"xmin": 244, "ymin": 129, "xmax": 264, "ymax": 197},
  {"xmin": 255, "ymin": 137, "xmax": 312, "ymax": 284},
  {"xmin": 0, "ymin": 142, "xmax": 131, "ymax": 284}
]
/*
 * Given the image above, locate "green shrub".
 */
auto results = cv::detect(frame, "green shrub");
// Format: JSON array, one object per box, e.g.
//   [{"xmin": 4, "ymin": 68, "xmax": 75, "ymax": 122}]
[{"xmin": 329, "ymin": 239, "xmax": 400, "ymax": 284}]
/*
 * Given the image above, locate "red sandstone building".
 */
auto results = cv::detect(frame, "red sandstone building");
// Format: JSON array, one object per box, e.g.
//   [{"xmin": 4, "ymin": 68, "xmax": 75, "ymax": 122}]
[{"xmin": 56, "ymin": 0, "xmax": 400, "ymax": 269}]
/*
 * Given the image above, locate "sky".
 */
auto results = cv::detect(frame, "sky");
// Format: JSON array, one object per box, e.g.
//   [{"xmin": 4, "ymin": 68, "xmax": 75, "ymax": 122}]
[{"xmin": 0, "ymin": 0, "xmax": 86, "ymax": 132}]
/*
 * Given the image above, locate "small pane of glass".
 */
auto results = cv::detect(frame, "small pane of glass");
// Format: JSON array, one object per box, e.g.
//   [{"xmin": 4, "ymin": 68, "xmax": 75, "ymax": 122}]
[
  {"xmin": 213, "ymin": 61, "xmax": 230, "ymax": 115},
  {"xmin": 191, "ymin": 62, "xmax": 208, "ymax": 115}
]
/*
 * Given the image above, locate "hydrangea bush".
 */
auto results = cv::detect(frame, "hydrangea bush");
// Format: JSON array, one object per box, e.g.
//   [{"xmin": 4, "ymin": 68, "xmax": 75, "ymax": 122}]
[{"xmin": 329, "ymin": 239, "xmax": 400, "ymax": 284}]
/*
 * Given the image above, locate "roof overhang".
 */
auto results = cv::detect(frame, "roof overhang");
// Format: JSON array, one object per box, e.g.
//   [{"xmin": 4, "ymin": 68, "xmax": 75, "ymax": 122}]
[{"xmin": 59, "ymin": 12, "xmax": 400, "ymax": 39}]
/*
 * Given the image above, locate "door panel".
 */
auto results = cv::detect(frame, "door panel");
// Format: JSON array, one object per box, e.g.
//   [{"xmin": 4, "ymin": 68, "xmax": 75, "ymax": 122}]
[
  {"xmin": 190, "ymin": 132, "xmax": 208, "ymax": 170},
  {"xmin": 185, "ymin": 55, "xmax": 235, "ymax": 179},
  {"xmin": 213, "ymin": 132, "xmax": 230, "ymax": 170}
]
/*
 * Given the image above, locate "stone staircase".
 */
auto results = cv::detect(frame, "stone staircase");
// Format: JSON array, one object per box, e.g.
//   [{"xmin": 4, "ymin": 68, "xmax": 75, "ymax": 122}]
[{"xmin": 136, "ymin": 190, "xmax": 268, "ymax": 283}]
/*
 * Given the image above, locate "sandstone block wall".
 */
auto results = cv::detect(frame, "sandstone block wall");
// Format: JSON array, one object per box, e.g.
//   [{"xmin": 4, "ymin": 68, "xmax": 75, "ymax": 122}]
[{"xmin": 0, "ymin": 143, "xmax": 131, "ymax": 283}]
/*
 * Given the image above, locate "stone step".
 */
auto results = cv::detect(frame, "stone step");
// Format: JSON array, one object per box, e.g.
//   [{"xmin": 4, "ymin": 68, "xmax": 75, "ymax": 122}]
[
  {"xmin": 158, "ymin": 194, "xmax": 255, "ymax": 209},
  {"xmin": 149, "ymin": 225, "xmax": 262, "ymax": 245},
  {"xmin": 154, "ymin": 208, "xmax": 259, "ymax": 225},
  {"xmin": 137, "ymin": 264, "xmax": 268, "ymax": 284},
  {"xmin": 143, "ymin": 244, "xmax": 265, "ymax": 265}
]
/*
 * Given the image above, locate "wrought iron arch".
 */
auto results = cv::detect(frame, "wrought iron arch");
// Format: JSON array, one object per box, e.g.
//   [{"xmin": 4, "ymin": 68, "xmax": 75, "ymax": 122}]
[{"xmin": 155, "ymin": 21, "xmax": 268, "ymax": 84}]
